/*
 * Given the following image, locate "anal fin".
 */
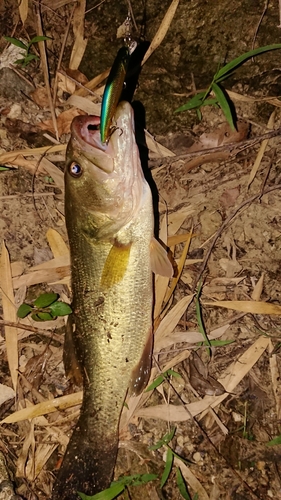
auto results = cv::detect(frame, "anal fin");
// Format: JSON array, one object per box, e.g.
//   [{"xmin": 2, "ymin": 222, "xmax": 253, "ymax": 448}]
[{"xmin": 129, "ymin": 328, "xmax": 153, "ymax": 396}]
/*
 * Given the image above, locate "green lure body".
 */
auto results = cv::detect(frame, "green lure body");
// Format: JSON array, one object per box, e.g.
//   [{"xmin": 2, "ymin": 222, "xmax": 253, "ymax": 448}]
[{"xmin": 100, "ymin": 46, "xmax": 130, "ymax": 143}]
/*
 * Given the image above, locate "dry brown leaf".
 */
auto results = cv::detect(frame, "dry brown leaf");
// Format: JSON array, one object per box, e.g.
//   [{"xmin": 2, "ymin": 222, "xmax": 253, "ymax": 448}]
[
  {"xmin": 142, "ymin": 0, "xmax": 180, "ymax": 65},
  {"xmin": 145, "ymin": 133, "xmax": 175, "ymax": 157},
  {"xmin": 13, "ymin": 266, "xmax": 70, "ymax": 289},
  {"xmin": 163, "ymin": 231, "xmax": 192, "ymax": 308},
  {"xmin": 0, "ymin": 241, "xmax": 18, "ymax": 390},
  {"xmin": 188, "ymin": 120, "xmax": 249, "ymax": 152},
  {"xmin": 220, "ymin": 186, "xmax": 240, "ymax": 209},
  {"xmin": 11, "ymin": 261, "xmax": 25, "ymax": 278},
  {"xmin": 121, "ymin": 351, "xmax": 192, "ymax": 431},
  {"xmin": 30, "ymin": 87, "xmax": 50, "ymax": 108},
  {"xmin": 268, "ymin": 340, "xmax": 281, "ymax": 420},
  {"xmin": 18, "ymin": 0, "xmax": 28, "ymax": 24},
  {"xmin": 46, "ymin": 229, "xmax": 69, "ymax": 258},
  {"xmin": 31, "ymin": 256, "xmax": 70, "ymax": 271},
  {"xmin": 167, "ymin": 232, "xmax": 194, "ymax": 246},
  {"xmin": 26, "ymin": 443, "xmax": 58, "ymax": 481},
  {"xmin": 38, "ymin": 108, "xmax": 85, "ymax": 136},
  {"xmin": 67, "ymin": 94, "xmax": 101, "ymax": 115},
  {"xmin": 16, "ymin": 421, "xmax": 35, "ymax": 478},
  {"xmin": 0, "ymin": 384, "xmax": 15, "ymax": 406},
  {"xmin": 188, "ymin": 353, "xmax": 225, "ymax": 397},
  {"xmin": 136, "ymin": 336, "xmax": 269, "ymax": 421},
  {"xmin": 69, "ymin": 0, "xmax": 87, "ymax": 70},
  {"xmin": 0, "ymin": 144, "xmax": 65, "ymax": 164},
  {"xmin": 174, "ymin": 458, "xmax": 210, "ymax": 500},
  {"xmin": 74, "ymin": 69, "xmax": 109, "ymax": 97},
  {"xmin": 39, "ymin": 157, "xmax": 64, "ymax": 190},
  {"xmin": 247, "ymin": 110, "xmax": 276, "ymax": 188},
  {"xmin": 204, "ymin": 300, "xmax": 281, "ymax": 315},
  {"xmin": 154, "ymin": 295, "xmax": 194, "ymax": 351},
  {"xmin": 251, "ymin": 272, "xmax": 264, "ymax": 301},
  {"xmin": 157, "ymin": 324, "xmax": 230, "ymax": 351},
  {"xmin": 0, "ymin": 391, "xmax": 83, "ymax": 424},
  {"xmin": 57, "ymin": 72, "xmax": 76, "ymax": 95},
  {"xmin": 167, "ymin": 207, "xmax": 194, "ymax": 236}
]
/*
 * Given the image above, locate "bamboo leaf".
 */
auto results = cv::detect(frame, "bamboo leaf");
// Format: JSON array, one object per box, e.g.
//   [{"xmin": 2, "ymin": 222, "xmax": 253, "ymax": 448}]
[
  {"xmin": 78, "ymin": 483, "xmax": 124, "ymax": 499},
  {"xmin": 211, "ymin": 82, "xmax": 235, "ymax": 130},
  {"xmin": 215, "ymin": 44, "xmax": 281, "ymax": 81},
  {"xmin": 161, "ymin": 447, "xmax": 173, "ymax": 488},
  {"xmin": 4, "ymin": 36, "xmax": 27, "ymax": 50},
  {"xmin": 149, "ymin": 427, "xmax": 176, "ymax": 450},
  {"xmin": 176, "ymin": 467, "xmax": 192, "ymax": 500}
]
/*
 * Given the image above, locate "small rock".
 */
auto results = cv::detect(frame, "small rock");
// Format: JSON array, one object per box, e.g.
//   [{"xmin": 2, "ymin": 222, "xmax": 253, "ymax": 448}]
[{"xmin": 0, "ymin": 68, "xmax": 33, "ymax": 101}]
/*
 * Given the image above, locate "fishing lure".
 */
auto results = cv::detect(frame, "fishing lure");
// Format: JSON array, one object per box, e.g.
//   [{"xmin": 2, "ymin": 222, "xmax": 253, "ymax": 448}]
[{"xmin": 100, "ymin": 46, "xmax": 130, "ymax": 144}]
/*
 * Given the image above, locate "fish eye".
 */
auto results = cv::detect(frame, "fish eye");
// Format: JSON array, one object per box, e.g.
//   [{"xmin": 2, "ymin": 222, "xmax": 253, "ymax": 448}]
[{"xmin": 69, "ymin": 162, "xmax": 82, "ymax": 177}]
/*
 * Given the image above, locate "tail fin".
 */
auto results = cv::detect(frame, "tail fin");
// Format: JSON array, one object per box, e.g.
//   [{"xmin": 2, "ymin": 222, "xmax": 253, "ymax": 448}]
[{"xmin": 52, "ymin": 420, "xmax": 118, "ymax": 500}]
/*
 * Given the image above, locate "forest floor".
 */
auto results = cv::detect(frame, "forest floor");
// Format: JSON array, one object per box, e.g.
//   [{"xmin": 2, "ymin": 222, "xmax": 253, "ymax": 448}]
[{"xmin": 0, "ymin": 1, "xmax": 281, "ymax": 499}]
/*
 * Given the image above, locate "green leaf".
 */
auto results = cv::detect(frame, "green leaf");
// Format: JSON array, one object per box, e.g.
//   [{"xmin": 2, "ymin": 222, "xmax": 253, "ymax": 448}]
[
  {"xmin": 0, "ymin": 165, "xmax": 13, "ymax": 171},
  {"xmin": 149, "ymin": 427, "xmax": 176, "ymax": 450},
  {"xmin": 170, "ymin": 448, "xmax": 193, "ymax": 465},
  {"xmin": 175, "ymin": 91, "xmax": 206, "ymax": 112},
  {"xmin": 176, "ymin": 468, "xmax": 192, "ymax": 500},
  {"xmin": 77, "ymin": 482, "xmax": 124, "ymax": 499},
  {"xmin": 266, "ymin": 435, "xmax": 281, "ymax": 446},
  {"xmin": 4, "ymin": 36, "xmax": 27, "ymax": 50},
  {"xmin": 211, "ymin": 82, "xmax": 235, "ymax": 130},
  {"xmin": 160, "ymin": 447, "xmax": 173, "ymax": 488},
  {"xmin": 167, "ymin": 369, "xmax": 181, "ymax": 378},
  {"xmin": 31, "ymin": 312, "xmax": 54, "ymax": 322},
  {"xmin": 78, "ymin": 473, "xmax": 158, "ymax": 499},
  {"xmin": 17, "ymin": 303, "xmax": 33, "ymax": 318},
  {"xmin": 21, "ymin": 54, "xmax": 39, "ymax": 66},
  {"xmin": 14, "ymin": 58, "xmax": 26, "ymax": 65},
  {"xmin": 121, "ymin": 473, "xmax": 158, "ymax": 487},
  {"xmin": 29, "ymin": 35, "xmax": 52, "ymax": 44},
  {"xmin": 145, "ymin": 373, "xmax": 166, "ymax": 392},
  {"xmin": 34, "ymin": 292, "xmax": 58, "ymax": 308},
  {"xmin": 215, "ymin": 44, "xmax": 281, "ymax": 82},
  {"xmin": 49, "ymin": 301, "xmax": 72, "ymax": 316}
]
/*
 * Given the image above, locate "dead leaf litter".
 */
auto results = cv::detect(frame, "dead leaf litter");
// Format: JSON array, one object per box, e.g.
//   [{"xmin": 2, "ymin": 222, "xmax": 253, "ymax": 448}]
[{"xmin": 0, "ymin": 1, "xmax": 281, "ymax": 499}]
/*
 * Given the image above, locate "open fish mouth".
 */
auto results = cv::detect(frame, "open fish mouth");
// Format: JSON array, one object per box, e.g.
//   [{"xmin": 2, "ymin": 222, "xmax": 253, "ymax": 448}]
[{"xmin": 70, "ymin": 114, "xmax": 115, "ymax": 174}]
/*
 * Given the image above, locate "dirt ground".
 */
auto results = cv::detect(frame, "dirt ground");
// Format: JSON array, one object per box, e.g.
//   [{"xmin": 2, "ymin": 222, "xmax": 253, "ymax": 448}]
[{"xmin": 0, "ymin": 0, "xmax": 281, "ymax": 499}]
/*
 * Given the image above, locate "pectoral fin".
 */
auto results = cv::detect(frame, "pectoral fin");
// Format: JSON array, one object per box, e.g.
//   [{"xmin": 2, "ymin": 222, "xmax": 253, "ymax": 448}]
[
  {"xmin": 150, "ymin": 237, "xmax": 174, "ymax": 277},
  {"xmin": 101, "ymin": 242, "xmax": 132, "ymax": 289},
  {"xmin": 129, "ymin": 327, "xmax": 153, "ymax": 396}
]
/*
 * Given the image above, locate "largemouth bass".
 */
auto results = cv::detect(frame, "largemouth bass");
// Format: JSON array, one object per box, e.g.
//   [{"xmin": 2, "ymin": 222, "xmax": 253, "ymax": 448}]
[{"xmin": 52, "ymin": 101, "xmax": 172, "ymax": 499}]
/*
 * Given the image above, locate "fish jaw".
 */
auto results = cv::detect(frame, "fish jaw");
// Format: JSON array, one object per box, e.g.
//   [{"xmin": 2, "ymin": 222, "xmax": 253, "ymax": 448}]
[{"xmin": 65, "ymin": 101, "xmax": 144, "ymax": 240}]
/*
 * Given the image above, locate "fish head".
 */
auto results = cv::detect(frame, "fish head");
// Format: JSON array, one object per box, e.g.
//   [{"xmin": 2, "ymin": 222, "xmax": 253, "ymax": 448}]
[{"xmin": 65, "ymin": 101, "xmax": 145, "ymax": 239}]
